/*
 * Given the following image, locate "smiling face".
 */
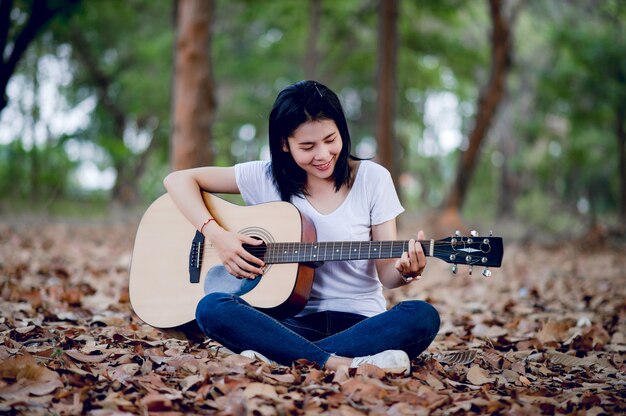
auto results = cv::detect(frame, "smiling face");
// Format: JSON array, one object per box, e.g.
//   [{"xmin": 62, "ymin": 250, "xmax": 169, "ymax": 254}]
[
  {"xmin": 283, "ymin": 119, "xmax": 343, "ymax": 183},
  {"xmin": 268, "ymin": 81, "xmax": 354, "ymax": 201}
]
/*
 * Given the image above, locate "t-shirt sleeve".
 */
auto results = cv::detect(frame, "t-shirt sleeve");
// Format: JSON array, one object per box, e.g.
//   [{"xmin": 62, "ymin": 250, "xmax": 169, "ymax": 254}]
[
  {"xmin": 234, "ymin": 161, "xmax": 281, "ymax": 205},
  {"xmin": 366, "ymin": 162, "xmax": 405, "ymax": 225}
]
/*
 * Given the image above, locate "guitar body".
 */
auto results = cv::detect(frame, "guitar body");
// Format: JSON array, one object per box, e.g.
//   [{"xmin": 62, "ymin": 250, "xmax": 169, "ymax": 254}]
[{"xmin": 129, "ymin": 193, "xmax": 316, "ymax": 328}]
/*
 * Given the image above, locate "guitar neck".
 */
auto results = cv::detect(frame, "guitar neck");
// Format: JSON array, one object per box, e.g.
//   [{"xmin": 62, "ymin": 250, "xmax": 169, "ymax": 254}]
[{"xmin": 264, "ymin": 240, "xmax": 431, "ymax": 264}]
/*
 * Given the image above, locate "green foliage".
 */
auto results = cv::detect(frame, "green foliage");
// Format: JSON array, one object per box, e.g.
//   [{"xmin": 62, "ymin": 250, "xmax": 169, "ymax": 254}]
[
  {"xmin": 526, "ymin": 0, "xmax": 625, "ymax": 221},
  {"xmin": 0, "ymin": 0, "xmax": 623, "ymax": 233},
  {"xmin": 0, "ymin": 138, "xmax": 76, "ymax": 208}
]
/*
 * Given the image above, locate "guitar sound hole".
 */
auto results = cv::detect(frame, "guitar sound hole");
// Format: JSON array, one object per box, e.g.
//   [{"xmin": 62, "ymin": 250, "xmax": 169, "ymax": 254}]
[{"xmin": 242, "ymin": 237, "xmax": 268, "ymax": 263}]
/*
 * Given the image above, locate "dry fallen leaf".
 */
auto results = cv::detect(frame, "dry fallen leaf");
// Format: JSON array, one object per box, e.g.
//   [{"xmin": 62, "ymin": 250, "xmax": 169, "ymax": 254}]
[
  {"xmin": 466, "ymin": 364, "xmax": 495, "ymax": 385},
  {"xmin": 0, "ymin": 354, "xmax": 63, "ymax": 398},
  {"xmin": 435, "ymin": 349, "xmax": 477, "ymax": 365},
  {"xmin": 1, "ymin": 222, "xmax": 624, "ymax": 415},
  {"xmin": 243, "ymin": 382, "xmax": 279, "ymax": 400}
]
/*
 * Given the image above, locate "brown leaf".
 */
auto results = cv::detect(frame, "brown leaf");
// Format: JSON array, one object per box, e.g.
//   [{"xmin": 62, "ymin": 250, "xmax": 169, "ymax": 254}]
[
  {"xmin": 140, "ymin": 392, "xmax": 173, "ymax": 411},
  {"xmin": 0, "ymin": 354, "xmax": 63, "ymax": 398},
  {"xmin": 537, "ymin": 320, "xmax": 571, "ymax": 344},
  {"xmin": 262, "ymin": 371, "xmax": 296, "ymax": 384},
  {"xmin": 436, "ymin": 349, "xmax": 477, "ymax": 365},
  {"xmin": 546, "ymin": 350, "xmax": 594, "ymax": 367},
  {"xmin": 482, "ymin": 349, "xmax": 504, "ymax": 369},
  {"xmin": 355, "ymin": 363, "xmax": 387, "ymax": 378},
  {"xmin": 425, "ymin": 373, "xmax": 445, "ymax": 390},
  {"xmin": 332, "ymin": 365, "xmax": 351, "ymax": 383},
  {"xmin": 340, "ymin": 377, "xmax": 392, "ymax": 402},
  {"xmin": 64, "ymin": 349, "xmax": 109, "ymax": 363},
  {"xmin": 466, "ymin": 364, "xmax": 495, "ymax": 385},
  {"xmin": 242, "ymin": 382, "xmax": 279, "ymax": 400},
  {"xmin": 471, "ymin": 323, "xmax": 508, "ymax": 338},
  {"xmin": 303, "ymin": 368, "xmax": 325, "ymax": 385}
]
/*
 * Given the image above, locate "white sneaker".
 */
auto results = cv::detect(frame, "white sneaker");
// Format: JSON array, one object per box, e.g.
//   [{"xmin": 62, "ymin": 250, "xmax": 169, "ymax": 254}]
[
  {"xmin": 240, "ymin": 350, "xmax": 275, "ymax": 365},
  {"xmin": 350, "ymin": 350, "xmax": 411, "ymax": 374}
]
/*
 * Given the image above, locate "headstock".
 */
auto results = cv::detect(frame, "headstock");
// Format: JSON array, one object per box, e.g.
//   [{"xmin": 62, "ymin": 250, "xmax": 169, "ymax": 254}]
[{"xmin": 431, "ymin": 230, "xmax": 503, "ymax": 276}]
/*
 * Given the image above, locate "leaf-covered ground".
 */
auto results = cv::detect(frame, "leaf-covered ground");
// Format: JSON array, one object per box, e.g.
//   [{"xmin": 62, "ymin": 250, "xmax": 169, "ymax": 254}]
[{"xmin": 1, "ymin": 219, "xmax": 625, "ymax": 415}]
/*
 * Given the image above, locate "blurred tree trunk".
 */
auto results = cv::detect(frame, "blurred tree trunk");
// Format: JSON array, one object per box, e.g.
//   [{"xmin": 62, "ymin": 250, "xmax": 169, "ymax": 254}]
[
  {"xmin": 495, "ymin": 97, "xmax": 517, "ymax": 218},
  {"xmin": 439, "ymin": 0, "xmax": 513, "ymax": 232},
  {"xmin": 0, "ymin": 0, "xmax": 80, "ymax": 114},
  {"xmin": 617, "ymin": 100, "xmax": 626, "ymax": 223},
  {"xmin": 497, "ymin": 70, "xmax": 533, "ymax": 218},
  {"xmin": 303, "ymin": 0, "xmax": 321, "ymax": 80},
  {"xmin": 376, "ymin": 0, "xmax": 399, "ymax": 187},
  {"xmin": 171, "ymin": 0, "xmax": 216, "ymax": 171}
]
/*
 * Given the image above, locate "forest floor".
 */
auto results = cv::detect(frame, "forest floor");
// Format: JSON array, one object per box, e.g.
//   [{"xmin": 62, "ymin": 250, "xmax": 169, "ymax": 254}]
[{"xmin": 0, "ymin": 217, "xmax": 625, "ymax": 415}]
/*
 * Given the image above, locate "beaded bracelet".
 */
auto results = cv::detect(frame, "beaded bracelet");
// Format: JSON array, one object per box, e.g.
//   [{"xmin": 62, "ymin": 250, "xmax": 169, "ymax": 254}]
[{"xmin": 200, "ymin": 217, "xmax": 216, "ymax": 234}]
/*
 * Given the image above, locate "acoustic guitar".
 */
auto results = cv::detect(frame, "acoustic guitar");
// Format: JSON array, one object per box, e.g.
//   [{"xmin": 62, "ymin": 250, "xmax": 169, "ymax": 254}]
[{"xmin": 129, "ymin": 193, "xmax": 503, "ymax": 328}]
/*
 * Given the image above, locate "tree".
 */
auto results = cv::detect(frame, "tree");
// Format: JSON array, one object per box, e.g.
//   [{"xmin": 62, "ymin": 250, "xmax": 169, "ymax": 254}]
[
  {"xmin": 439, "ymin": 0, "xmax": 516, "ymax": 229},
  {"xmin": 303, "ymin": 0, "xmax": 321, "ymax": 80},
  {"xmin": 376, "ymin": 0, "xmax": 399, "ymax": 186},
  {"xmin": 0, "ymin": 0, "xmax": 80, "ymax": 114},
  {"xmin": 171, "ymin": 0, "xmax": 216, "ymax": 171}
]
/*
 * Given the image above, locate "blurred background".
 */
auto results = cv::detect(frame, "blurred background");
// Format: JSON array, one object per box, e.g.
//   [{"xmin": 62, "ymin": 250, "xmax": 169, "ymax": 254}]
[{"xmin": 1, "ymin": 0, "xmax": 624, "ymax": 240}]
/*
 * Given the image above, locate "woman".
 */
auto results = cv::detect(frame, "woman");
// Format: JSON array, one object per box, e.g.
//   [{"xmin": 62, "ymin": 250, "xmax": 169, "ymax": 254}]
[{"xmin": 164, "ymin": 80, "xmax": 440, "ymax": 373}]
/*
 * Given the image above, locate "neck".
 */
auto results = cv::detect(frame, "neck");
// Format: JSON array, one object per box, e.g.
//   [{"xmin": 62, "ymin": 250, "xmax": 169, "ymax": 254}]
[{"xmin": 263, "ymin": 240, "xmax": 431, "ymax": 264}]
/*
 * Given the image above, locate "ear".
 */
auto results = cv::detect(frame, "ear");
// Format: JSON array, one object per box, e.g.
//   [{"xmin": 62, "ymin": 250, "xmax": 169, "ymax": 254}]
[{"xmin": 282, "ymin": 139, "xmax": 290, "ymax": 152}]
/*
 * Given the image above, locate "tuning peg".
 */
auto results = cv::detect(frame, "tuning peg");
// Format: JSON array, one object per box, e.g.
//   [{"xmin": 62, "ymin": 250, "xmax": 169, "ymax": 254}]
[
  {"xmin": 455, "ymin": 230, "xmax": 461, "ymax": 237},
  {"xmin": 489, "ymin": 230, "xmax": 493, "ymax": 236},
  {"xmin": 452, "ymin": 264, "xmax": 457, "ymax": 274},
  {"xmin": 468, "ymin": 265, "xmax": 473, "ymax": 275},
  {"xmin": 482, "ymin": 267, "xmax": 492, "ymax": 277},
  {"xmin": 470, "ymin": 230, "xmax": 478, "ymax": 237}
]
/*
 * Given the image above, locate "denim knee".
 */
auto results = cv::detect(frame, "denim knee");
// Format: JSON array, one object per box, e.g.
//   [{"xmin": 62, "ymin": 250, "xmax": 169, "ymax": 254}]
[
  {"xmin": 398, "ymin": 300, "xmax": 440, "ymax": 340},
  {"xmin": 195, "ymin": 292, "xmax": 233, "ymax": 335}
]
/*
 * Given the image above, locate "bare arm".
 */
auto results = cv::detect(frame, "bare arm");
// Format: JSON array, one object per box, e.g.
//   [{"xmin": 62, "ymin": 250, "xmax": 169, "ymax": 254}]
[
  {"xmin": 163, "ymin": 167, "xmax": 239, "ymax": 231},
  {"xmin": 373, "ymin": 219, "xmax": 426, "ymax": 289},
  {"xmin": 163, "ymin": 167, "xmax": 264, "ymax": 278}
]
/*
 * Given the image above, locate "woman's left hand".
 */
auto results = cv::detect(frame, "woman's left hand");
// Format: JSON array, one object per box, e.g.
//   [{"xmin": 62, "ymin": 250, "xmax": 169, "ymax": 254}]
[{"xmin": 395, "ymin": 230, "xmax": 427, "ymax": 283}]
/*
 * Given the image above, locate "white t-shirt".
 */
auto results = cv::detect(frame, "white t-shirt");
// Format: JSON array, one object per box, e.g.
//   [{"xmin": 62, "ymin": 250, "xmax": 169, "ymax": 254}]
[{"xmin": 234, "ymin": 160, "xmax": 404, "ymax": 317}]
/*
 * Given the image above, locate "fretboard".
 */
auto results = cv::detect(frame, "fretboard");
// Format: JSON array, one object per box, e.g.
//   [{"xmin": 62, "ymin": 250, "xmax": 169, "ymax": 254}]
[{"xmin": 264, "ymin": 240, "xmax": 431, "ymax": 264}]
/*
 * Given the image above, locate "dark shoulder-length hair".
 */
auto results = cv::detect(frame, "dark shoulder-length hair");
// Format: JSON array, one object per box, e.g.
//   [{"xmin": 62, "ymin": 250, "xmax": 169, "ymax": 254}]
[{"xmin": 268, "ymin": 80, "xmax": 358, "ymax": 202}]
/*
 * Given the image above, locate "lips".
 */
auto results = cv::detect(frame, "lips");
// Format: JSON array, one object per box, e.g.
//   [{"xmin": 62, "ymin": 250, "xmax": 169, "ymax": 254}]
[{"xmin": 313, "ymin": 161, "xmax": 332, "ymax": 171}]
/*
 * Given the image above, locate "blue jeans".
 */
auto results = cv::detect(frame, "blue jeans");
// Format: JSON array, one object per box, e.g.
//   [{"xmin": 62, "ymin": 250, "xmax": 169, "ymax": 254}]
[{"xmin": 195, "ymin": 292, "xmax": 440, "ymax": 367}]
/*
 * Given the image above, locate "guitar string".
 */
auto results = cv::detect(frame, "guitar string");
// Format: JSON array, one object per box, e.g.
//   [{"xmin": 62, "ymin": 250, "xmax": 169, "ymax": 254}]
[
  {"xmin": 241, "ymin": 241, "xmax": 495, "ymax": 253},
  {"xmin": 198, "ymin": 247, "xmax": 497, "ymax": 267},
  {"xmin": 202, "ymin": 245, "xmax": 496, "ymax": 261},
  {"xmin": 200, "ymin": 241, "xmax": 497, "ymax": 250}
]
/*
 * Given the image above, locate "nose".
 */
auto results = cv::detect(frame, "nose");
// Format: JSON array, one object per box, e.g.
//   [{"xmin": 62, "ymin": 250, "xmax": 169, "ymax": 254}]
[{"xmin": 314, "ymin": 144, "xmax": 331, "ymax": 160}]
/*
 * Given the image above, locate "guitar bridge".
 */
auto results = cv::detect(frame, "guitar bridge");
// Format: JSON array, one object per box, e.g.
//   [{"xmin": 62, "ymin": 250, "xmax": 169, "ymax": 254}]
[{"xmin": 189, "ymin": 231, "xmax": 204, "ymax": 283}]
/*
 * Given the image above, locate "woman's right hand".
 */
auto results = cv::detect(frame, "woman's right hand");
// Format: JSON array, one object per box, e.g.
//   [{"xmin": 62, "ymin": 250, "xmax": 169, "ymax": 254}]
[{"xmin": 207, "ymin": 226, "xmax": 265, "ymax": 279}]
